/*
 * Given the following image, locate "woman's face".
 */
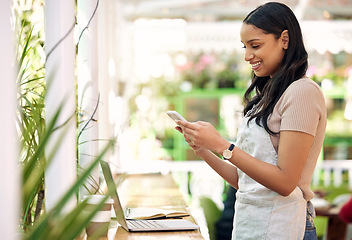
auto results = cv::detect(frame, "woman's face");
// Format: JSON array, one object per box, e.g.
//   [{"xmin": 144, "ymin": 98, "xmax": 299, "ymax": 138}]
[{"xmin": 240, "ymin": 23, "xmax": 288, "ymax": 77}]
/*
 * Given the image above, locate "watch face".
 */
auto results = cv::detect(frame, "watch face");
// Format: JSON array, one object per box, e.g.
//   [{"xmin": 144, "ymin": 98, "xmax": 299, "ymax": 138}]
[{"xmin": 223, "ymin": 149, "xmax": 232, "ymax": 159}]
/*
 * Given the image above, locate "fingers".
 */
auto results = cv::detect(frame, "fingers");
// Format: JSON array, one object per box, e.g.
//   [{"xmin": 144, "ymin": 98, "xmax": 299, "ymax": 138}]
[
  {"xmin": 174, "ymin": 121, "xmax": 195, "ymax": 145},
  {"xmin": 175, "ymin": 126, "xmax": 183, "ymax": 133},
  {"xmin": 174, "ymin": 120, "xmax": 210, "ymax": 149},
  {"xmin": 176, "ymin": 120, "xmax": 210, "ymax": 132},
  {"xmin": 175, "ymin": 124, "xmax": 193, "ymax": 143},
  {"xmin": 175, "ymin": 120, "xmax": 197, "ymax": 130},
  {"xmin": 190, "ymin": 145, "xmax": 199, "ymax": 150},
  {"xmin": 175, "ymin": 121, "xmax": 199, "ymax": 145},
  {"xmin": 197, "ymin": 121, "xmax": 209, "ymax": 126},
  {"xmin": 176, "ymin": 121, "xmax": 198, "ymax": 138},
  {"xmin": 185, "ymin": 137, "xmax": 195, "ymax": 146},
  {"xmin": 183, "ymin": 130, "xmax": 196, "ymax": 144}
]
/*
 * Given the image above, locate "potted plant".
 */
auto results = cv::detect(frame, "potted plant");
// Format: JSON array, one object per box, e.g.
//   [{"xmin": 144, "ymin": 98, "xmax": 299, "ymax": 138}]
[{"xmin": 15, "ymin": 1, "xmax": 119, "ymax": 239}]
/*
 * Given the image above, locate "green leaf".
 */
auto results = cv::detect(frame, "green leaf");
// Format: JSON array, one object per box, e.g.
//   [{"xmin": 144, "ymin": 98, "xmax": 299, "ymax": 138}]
[{"xmin": 25, "ymin": 142, "xmax": 114, "ymax": 239}]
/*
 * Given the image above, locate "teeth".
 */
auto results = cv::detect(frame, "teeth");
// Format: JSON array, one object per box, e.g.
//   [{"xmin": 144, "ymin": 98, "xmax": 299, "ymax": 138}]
[{"xmin": 251, "ymin": 62, "xmax": 261, "ymax": 67}]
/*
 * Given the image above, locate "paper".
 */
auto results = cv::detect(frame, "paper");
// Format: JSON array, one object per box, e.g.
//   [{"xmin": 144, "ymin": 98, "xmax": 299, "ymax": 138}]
[{"xmin": 125, "ymin": 207, "xmax": 190, "ymax": 220}]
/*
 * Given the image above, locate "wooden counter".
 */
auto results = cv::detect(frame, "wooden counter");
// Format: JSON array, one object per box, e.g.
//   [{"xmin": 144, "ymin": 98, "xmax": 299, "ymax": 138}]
[{"xmin": 102, "ymin": 173, "xmax": 204, "ymax": 240}]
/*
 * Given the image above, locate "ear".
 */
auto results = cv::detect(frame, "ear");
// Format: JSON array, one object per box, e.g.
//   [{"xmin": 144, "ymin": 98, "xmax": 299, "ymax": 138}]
[{"xmin": 281, "ymin": 30, "xmax": 289, "ymax": 50}]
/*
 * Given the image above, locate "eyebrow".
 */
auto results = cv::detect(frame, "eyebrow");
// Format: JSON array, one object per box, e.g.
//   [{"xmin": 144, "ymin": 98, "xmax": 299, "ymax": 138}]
[
  {"xmin": 241, "ymin": 39, "xmax": 261, "ymax": 44},
  {"xmin": 248, "ymin": 39, "xmax": 261, "ymax": 43}
]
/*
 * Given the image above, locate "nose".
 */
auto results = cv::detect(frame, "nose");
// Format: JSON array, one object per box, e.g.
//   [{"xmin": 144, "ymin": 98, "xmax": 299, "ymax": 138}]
[{"xmin": 244, "ymin": 49, "xmax": 254, "ymax": 62}]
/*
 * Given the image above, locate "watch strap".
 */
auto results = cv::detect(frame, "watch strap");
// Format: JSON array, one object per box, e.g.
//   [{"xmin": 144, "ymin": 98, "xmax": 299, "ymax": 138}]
[{"xmin": 228, "ymin": 143, "xmax": 235, "ymax": 151}]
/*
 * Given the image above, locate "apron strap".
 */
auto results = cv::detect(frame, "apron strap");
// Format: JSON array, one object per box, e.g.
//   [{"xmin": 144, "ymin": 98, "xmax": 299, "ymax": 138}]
[{"xmin": 307, "ymin": 201, "xmax": 316, "ymax": 218}]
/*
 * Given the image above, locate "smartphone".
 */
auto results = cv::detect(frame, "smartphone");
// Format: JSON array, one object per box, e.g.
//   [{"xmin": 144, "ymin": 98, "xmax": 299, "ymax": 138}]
[{"xmin": 167, "ymin": 111, "xmax": 187, "ymax": 122}]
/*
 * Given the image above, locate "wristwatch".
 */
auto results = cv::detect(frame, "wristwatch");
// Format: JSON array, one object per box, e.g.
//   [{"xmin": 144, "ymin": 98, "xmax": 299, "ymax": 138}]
[{"xmin": 222, "ymin": 143, "xmax": 235, "ymax": 160}]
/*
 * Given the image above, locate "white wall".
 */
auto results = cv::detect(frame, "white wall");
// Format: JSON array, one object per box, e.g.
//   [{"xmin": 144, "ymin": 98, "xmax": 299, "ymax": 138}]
[
  {"xmin": 0, "ymin": 0, "xmax": 20, "ymax": 239},
  {"xmin": 44, "ymin": 0, "xmax": 77, "ymax": 211}
]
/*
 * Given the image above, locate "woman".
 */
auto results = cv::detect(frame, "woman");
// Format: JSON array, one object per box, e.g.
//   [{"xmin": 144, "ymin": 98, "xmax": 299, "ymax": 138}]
[{"xmin": 176, "ymin": 2, "xmax": 326, "ymax": 239}]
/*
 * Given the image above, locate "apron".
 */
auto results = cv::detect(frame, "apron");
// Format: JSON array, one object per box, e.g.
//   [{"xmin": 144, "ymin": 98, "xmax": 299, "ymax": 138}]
[{"xmin": 232, "ymin": 116, "xmax": 307, "ymax": 240}]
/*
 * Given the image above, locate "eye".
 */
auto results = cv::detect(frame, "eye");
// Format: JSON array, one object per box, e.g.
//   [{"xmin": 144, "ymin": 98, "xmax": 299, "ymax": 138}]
[{"xmin": 252, "ymin": 45, "xmax": 259, "ymax": 49}]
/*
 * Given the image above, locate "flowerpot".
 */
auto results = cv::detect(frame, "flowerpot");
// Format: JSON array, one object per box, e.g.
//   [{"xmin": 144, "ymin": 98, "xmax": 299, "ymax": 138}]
[{"xmin": 84, "ymin": 195, "xmax": 114, "ymax": 238}]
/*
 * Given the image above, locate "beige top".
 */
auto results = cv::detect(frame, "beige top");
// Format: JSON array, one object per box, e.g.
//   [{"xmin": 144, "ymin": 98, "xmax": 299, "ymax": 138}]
[{"xmin": 268, "ymin": 77, "xmax": 327, "ymax": 201}]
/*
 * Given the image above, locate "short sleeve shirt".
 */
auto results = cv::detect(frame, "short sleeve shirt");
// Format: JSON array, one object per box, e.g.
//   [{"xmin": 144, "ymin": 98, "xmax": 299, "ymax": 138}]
[{"xmin": 268, "ymin": 77, "xmax": 327, "ymax": 200}]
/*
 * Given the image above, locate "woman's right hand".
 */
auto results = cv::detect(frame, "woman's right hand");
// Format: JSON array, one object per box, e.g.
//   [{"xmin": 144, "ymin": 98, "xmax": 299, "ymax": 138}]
[
  {"xmin": 175, "ymin": 124, "xmax": 207, "ymax": 156},
  {"xmin": 175, "ymin": 120, "xmax": 228, "ymax": 155}
]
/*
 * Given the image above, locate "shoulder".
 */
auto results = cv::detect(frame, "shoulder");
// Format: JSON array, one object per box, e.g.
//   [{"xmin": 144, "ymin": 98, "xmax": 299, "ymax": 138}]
[
  {"xmin": 286, "ymin": 77, "xmax": 323, "ymax": 96},
  {"xmin": 280, "ymin": 77, "xmax": 325, "ymax": 105},
  {"xmin": 276, "ymin": 77, "xmax": 326, "ymax": 116},
  {"xmin": 275, "ymin": 77, "xmax": 327, "ymax": 136}
]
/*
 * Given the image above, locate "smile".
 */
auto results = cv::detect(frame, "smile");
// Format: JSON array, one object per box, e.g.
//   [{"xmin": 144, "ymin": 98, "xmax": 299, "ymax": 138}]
[{"xmin": 251, "ymin": 62, "xmax": 262, "ymax": 70}]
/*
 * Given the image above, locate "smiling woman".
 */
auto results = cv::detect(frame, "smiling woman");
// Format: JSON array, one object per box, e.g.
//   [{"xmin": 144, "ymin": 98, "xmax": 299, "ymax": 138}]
[{"xmin": 175, "ymin": 2, "xmax": 327, "ymax": 240}]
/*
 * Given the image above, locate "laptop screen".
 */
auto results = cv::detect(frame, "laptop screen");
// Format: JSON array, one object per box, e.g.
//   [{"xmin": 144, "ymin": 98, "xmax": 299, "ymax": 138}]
[{"xmin": 100, "ymin": 160, "xmax": 129, "ymax": 230}]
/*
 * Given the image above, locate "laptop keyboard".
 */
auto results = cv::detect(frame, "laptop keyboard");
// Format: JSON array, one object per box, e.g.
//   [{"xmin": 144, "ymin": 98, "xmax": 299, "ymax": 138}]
[{"xmin": 128, "ymin": 220, "xmax": 166, "ymax": 229}]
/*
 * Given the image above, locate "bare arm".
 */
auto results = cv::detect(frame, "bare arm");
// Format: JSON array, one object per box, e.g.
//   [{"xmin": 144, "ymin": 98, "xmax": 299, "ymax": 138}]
[
  {"xmin": 195, "ymin": 148, "xmax": 239, "ymax": 189},
  {"xmin": 177, "ymin": 120, "xmax": 313, "ymax": 196},
  {"xmin": 228, "ymin": 130, "xmax": 313, "ymax": 195}
]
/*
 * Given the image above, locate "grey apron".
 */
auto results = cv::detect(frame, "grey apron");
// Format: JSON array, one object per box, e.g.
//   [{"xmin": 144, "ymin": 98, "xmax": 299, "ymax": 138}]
[{"xmin": 232, "ymin": 116, "xmax": 306, "ymax": 240}]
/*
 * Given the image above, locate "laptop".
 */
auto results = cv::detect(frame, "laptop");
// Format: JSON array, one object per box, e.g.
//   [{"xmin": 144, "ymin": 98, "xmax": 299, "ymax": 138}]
[{"xmin": 100, "ymin": 160, "xmax": 200, "ymax": 232}]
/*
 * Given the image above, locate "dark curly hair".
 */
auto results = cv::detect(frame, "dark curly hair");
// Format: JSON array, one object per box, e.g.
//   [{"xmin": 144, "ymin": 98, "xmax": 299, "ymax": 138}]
[{"xmin": 242, "ymin": 2, "xmax": 308, "ymax": 135}]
